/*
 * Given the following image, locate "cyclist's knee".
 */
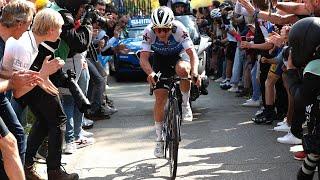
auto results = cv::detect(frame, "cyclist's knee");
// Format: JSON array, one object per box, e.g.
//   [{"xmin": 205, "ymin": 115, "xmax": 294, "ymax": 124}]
[
  {"xmin": 176, "ymin": 61, "xmax": 190, "ymax": 76},
  {"xmin": 176, "ymin": 66, "xmax": 189, "ymax": 77},
  {"xmin": 0, "ymin": 133, "xmax": 18, "ymax": 153}
]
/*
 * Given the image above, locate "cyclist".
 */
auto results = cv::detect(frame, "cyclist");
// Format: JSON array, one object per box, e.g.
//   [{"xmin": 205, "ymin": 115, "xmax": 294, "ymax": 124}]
[{"xmin": 140, "ymin": 6, "xmax": 200, "ymax": 158}]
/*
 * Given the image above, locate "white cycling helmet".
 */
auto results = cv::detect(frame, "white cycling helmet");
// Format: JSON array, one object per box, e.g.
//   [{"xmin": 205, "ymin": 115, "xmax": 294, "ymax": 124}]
[
  {"xmin": 210, "ymin": 8, "xmax": 221, "ymax": 19},
  {"xmin": 151, "ymin": 6, "xmax": 174, "ymax": 28}
]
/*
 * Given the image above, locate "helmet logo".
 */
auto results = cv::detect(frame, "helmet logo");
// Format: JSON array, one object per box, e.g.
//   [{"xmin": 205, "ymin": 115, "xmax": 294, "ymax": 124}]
[{"xmin": 158, "ymin": 9, "xmax": 164, "ymax": 17}]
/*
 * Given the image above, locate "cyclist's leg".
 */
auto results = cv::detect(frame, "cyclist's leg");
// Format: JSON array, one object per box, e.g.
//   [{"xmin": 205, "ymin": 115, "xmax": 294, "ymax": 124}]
[
  {"xmin": 152, "ymin": 53, "xmax": 174, "ymax": 157},
  {"xmin": 176, "ymin": 60, "xmax": 193, "ymax": 121},
  {"xmin": 154, "ymin": 89, "xmax": 168, "ymax": 140},
  {"xmin": 0, "ymin": 118, "xmax": 24, "ymax": 180},
  {"xmin": 176, "ymin": 60, "xmax": 191, "ymax": 94}
]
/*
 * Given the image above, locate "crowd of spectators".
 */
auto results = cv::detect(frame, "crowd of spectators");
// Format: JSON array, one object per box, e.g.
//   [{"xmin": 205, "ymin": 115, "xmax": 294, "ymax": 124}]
[
  {"xmin": 199, "ymin": 0, "xmax": 320, "ymax": 179},
  {"xmin": 0, "ymin": 0, "xmax": 130, "ymax": 179}
]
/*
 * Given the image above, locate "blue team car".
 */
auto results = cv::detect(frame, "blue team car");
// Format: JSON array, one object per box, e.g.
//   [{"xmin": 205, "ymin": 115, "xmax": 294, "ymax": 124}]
[{"xmin": 113, "ymin": 18, "xmax": 151, "ymax": 81}]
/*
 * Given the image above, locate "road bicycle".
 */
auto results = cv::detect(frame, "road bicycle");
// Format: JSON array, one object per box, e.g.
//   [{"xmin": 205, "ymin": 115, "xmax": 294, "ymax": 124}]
[{"xmin": 151, "ymin": 74, "xmax": 191, "ymax": 179}]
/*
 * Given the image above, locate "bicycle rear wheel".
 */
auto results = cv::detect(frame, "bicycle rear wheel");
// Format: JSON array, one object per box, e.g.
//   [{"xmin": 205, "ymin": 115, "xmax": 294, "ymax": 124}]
[{"xmin": 168, "ymin": 99, "xmax": 180, "ymax": 179}]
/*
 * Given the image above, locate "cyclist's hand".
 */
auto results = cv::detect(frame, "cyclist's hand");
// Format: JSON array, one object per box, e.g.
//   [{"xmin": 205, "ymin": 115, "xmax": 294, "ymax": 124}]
[
  {"xmin": 193, "ymin": 74, "xmax": 201, "ymax": 88},
  {"xmin": 147, "ymin": 72, "xmax": 157, "ymax": 86}
]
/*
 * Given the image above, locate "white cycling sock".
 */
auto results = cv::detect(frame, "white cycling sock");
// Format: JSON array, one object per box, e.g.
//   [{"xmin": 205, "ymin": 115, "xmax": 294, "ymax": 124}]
[
  {"xmin": 181, "ymin": 91, "xmax": 190, "ymax": 106},
  {"xmin": 155, "ymin": 121, "xmax": 163, "ymax": 141}
]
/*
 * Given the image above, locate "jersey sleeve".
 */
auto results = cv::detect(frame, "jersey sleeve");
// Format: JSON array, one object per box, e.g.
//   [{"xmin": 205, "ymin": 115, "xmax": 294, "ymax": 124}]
[
  {"xmin": 174, "ymin": 21, "xmax": 194, "ymax": 50},
  {"xmin": 141, "ymin": 24, "xmax": 155, "ymax": 52}
]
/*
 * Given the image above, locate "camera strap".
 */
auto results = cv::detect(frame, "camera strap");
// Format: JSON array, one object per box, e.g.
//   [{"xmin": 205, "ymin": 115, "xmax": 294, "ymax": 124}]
[{"xmin": 40, "ymin": 42, "xmax": 55, "ymax": 53}]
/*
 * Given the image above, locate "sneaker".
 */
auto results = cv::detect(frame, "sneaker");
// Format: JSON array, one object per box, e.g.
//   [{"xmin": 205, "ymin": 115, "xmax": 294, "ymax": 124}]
[
  {"xmin": 235, "ymin": 88, "xmax": 250, "ymax": 97},
  {"xmin": 246, "ymin": 98, "xmax": 253, "ymax": 102},
  {"xmin": 242, "ymin": 99, "xmax": 260, "ymax": 107},
  {"xmin": 25, "ymin": 164, "xmax": 44, "ymax": 180},
  {"xmin": 103, "ymin": 105, "xmax": 118, "ymax": 115},
  {"xmin": 47, "ymin": 167, "xmax": 79, "ymax": 180},
  {"xmin": 214, "ymin": 77, "xmax": 225, "ymax": 82},
  {"xmin": 220, "ymin": 80, "xmax": 231, "ymax": 90},
  {"xmin": 82, "ymin": 117, "xmax": 94, "ymax": 129},
  {"xmin": 277, "ymin": 132, "xmax": 302, "ymax": 145},
  {"xmin": 64, "ymin": 142, "xmax": 76, "ymax": 154},
  {"xmin": 154, "ymin": 140, "xmax": 164, "ymax": 158},
  {"xmin": 274, "ymin": 122, "xmax": 290, "ymax": 132},
  {"xmin": 75, "ymin": 136, "xmax": 95, "ymax": 149},
  {"xmin": 255, "ymin": 107, "xmax": 264, "ymax": 117},
  {"xmin": 277, "ymin": 117, "xmax": 287, "ymax": 126},
  {"xmin": 252, "ymin": 114, "xmax": 274, "ymax": 125},
  {"xmin": 294, "ymin": 151, "xmax": 306, "ymax": 161},
  {"xmin": 228, "ymin": 86, "xmax": 239, "ymax": 92},
  {"xmin": 182, "ymin": 104, "xmax": 193, "ymax": 121},
  {"xmin": 81, "ymin": 129, "xmax": 94, "ymax": 138},
  {"xmin": 85, "ymin": 109, "xmax": 111, "ymax": 121}
]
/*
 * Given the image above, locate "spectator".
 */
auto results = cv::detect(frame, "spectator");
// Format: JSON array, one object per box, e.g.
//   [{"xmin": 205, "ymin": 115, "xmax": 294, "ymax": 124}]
[
  {"xmin": 0, "ymin": 1, "xmax": 41, "ymax": 179},
  {"xmin": 4, "ymin": 7, "xmax": 80, "ymax": 179},
  {"xmin": 93, "ymin": 0, "xmax": 106, "ymax": 16}
]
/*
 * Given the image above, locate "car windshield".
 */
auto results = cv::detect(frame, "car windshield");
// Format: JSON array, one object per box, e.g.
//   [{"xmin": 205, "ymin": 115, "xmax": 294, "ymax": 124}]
[
  {"xmin": 175, "ymin": 15, "xmax": 200, "ymax": 44},
  {"xmin": 127, "ymin": 27, "xmax": 145, "ymax": 39}
]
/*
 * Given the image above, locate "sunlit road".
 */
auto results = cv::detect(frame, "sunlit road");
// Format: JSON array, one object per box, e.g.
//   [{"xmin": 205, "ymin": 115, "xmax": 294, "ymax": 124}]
[{"xmin": 62, "ymin": 78, "xmax": 304, "ymax": 180}]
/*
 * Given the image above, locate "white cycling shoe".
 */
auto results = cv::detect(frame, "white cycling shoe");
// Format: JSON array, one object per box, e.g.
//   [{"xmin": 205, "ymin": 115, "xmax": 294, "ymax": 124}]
[{"xmin": 182, "ymin": 104, "xmax": 193, "ymax": 121}]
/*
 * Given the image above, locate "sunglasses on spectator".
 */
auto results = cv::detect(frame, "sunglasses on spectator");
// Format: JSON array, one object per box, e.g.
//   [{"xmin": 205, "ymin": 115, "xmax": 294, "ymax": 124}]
[{"xmin": 153, "ymin": 28, "xmax": 171, "ymax": 33}]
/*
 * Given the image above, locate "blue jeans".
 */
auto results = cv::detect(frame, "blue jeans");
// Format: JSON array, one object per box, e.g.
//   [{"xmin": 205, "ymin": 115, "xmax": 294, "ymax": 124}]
[
  {"xmin": 250, "ymin": 61, "xmax": 261, "ymax": 101},
  {"xmin": 10, "ymin": 98, "xmax": 27, "ymax": 127},
  {"xmin": 0, "ymin": 93, "xmax": 26, "ymax": 163},
  {"xmin": 230, "ymin": 47, "xmax": 246, "ymax": 85},
  {"xmin": 63, "ymin": 68, "xmax": 90, "ymax": 143},
  {"xmin": 87, "ymin": 59, "xmax": 106, "ymax": 112}
]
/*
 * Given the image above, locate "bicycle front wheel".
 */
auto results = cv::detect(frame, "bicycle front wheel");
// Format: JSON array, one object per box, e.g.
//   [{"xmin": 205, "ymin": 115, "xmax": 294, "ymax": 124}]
[{"xmin": 168, "ymin": 99, "xmax": 180, "ymax": 179}]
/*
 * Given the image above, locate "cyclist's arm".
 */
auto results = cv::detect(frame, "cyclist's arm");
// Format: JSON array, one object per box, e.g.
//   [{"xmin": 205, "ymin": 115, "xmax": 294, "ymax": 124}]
[
  {"xmin": 186, "ymin": 47, "xmax": 199, "ymax": 76},
  {"xmin": 140, "ymin": 24, "xmax": 156, "ymax": 76},
  {"xmin": 140, "ymin": 51, "xmax": 153, "ymax": 75}
]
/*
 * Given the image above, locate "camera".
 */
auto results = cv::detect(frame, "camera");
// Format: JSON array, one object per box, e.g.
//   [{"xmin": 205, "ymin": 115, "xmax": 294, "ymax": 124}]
[
  {"xmin": 60, "ymin": 70, "xmax": 91, "ymax": 113},
  {"xmin": 82, "ymin": 5, "xmax": 107, "ymax": 26},
  {"xmin": 282, "ymin": 45, "xmax": 291, "ymax": 62}
]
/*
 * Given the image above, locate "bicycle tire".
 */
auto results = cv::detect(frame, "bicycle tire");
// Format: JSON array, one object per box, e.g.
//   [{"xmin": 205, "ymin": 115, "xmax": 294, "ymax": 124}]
[{"xmin": 168, "ymin": 99, "xmax": 180, "ymax": 179}]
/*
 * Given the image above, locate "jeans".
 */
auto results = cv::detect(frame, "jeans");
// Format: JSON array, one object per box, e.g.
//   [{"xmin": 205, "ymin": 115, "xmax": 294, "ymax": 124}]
[
  {"xmin": 20, "ymin": 87, "xmax": 65, "ymax": 170},
  {"xmin": 0, "ymin": 93, "xmax": 26, "ymax": 164},
  {"xmin": 10, "ymin": 98, "xmax": 27, "ymax": 127},
  {"xmin": 230, "ymin": 47, "xmax": 246, "ymax": 85},
  {"xmin": 222, "ymin": 57, "xmax": 226, "ymax": 79},
  {"xmin": 63, "ymin": 68, "xmax": 90, "ymax": 143},
  {"xmin": 217, "ymin": 48, "xmax": 225, "ymax": 78},
  {"xmin": 87, "ymin": 59, "xmax": 106, "ymax": 112},
  {"xmin": 250, "ymin": 61, "xmax": 261, "ymax": 101}
]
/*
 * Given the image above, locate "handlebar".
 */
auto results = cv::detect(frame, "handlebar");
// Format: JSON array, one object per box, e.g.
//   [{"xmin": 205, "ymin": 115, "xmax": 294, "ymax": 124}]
[{"xmin": 149, "ymin": 74, "xmax": 192, "ymax": 96}]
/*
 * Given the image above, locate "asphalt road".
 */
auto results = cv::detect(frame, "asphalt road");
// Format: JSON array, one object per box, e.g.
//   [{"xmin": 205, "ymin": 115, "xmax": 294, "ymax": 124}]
[{"xmin": 59, "ymin": 78, "xmax": 308, "ymax": 180}]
